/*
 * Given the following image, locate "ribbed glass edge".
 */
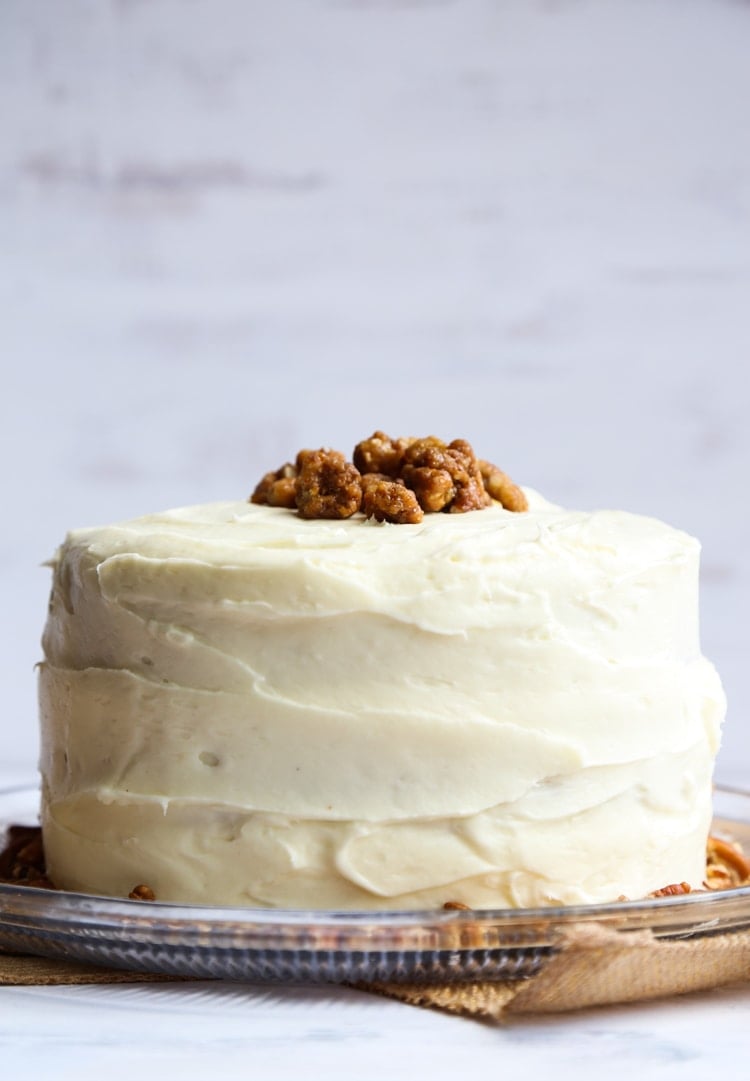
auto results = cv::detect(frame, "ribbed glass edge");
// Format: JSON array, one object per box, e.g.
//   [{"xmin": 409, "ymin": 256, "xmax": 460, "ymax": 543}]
[{"xmin": 2, "ymin": 784, "xmax": 750, "ymax": 954}]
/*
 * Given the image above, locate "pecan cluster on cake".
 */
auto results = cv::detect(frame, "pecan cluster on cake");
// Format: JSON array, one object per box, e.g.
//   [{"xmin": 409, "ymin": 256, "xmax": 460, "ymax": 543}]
[{"xmin": 251, "ymin": 432, "xmax": 527, "ymax": 523}]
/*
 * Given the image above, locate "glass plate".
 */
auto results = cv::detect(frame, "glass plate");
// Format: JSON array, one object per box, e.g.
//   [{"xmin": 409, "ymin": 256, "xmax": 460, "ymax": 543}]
[{"xmin": 2, "ymin": 784, "xmax": 750, "ymax": 984}]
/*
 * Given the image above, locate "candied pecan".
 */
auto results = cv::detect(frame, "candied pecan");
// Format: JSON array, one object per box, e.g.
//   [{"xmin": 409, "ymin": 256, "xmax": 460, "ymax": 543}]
[
  {"xmin": 353, "ymin": 431, "xmax": 413, "ymax": 477},
  {"xmin": 479, "ymin": 459, "xmax": 528, "ymax": 512},
  {"xmin": 250, "ymin": 470, "xmax": 276, "ymax": 504},
  {"xmin": 250, "ymin": 462, "xmax": 298, "ymax": 508},
  {"xmin": 401, "ymin": 465, "xmax": 455, "ymax": 512},
  {"xmin": 129, "ymin": 884, "xmax": 156, "ymax": 901},
  {"xmin": 450, "ymin": 472, "xmax": 492, "ymax": 513},
  {"xmin": 649, "ymin": 882, "xmax": 692, "ymax": 898},
  {"xmin": 447, "ymin": 438, "xmax": 475, "ymax": 460},
  {"xmin": 443, "ymin": 900, "xmax": 472, "ymax": 911},
  {"xmin": 402, "ymin": 436, "xmax": 490, "ymax": 514},
  {"xmin": 250, "ymin": 434, "xmax": 525, "ymax": 522},
  {"xmin": 361, "ymin": 474, "xmax": 423, "ymax": 524},
  {"xmin": 295, "ymin": 448, "xmax": 316, "ymax": 471},
  {"xmin": 266, "ymin": 476, "xmax": 297, "ymax": 508},
  {"xmin": 402, "ymin": 436, "xmax": 452, "ymax": 472},
  {"xmin": 295, "ymin": 449, "xmax": 362, "ymax": 519}
]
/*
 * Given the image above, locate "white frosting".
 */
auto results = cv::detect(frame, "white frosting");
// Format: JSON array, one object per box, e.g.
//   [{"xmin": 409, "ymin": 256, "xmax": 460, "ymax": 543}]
[{"xmin": 38, "ymin": 493, "xmax": 726, "ymax": 908}]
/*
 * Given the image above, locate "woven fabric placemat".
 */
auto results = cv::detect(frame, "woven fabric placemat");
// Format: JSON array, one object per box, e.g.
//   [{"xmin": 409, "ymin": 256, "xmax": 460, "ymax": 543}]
[
  {"xmin": 363, "ymin": 923, "xmax": 750, "ymax": 1018},
  {"xmin": 0, "ymin": 950, "xmax": 187, "ymax": 985},
  {"xmin": 4, "ymin": 923, "xmax": 750, "ymax": 1019}
]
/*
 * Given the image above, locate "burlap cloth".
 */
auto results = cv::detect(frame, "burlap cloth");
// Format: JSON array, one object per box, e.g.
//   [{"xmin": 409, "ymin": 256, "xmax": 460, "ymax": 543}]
[{"xmin": 3, "ymin": 922, "xmax": 750, "ymax": 1020}]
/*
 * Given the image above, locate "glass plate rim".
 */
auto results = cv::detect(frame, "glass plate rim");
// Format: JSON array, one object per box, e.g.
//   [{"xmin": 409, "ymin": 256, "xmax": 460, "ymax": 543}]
[{"xmin": 3, "ymin": 783, "xmax": 750, "ymax": 942}]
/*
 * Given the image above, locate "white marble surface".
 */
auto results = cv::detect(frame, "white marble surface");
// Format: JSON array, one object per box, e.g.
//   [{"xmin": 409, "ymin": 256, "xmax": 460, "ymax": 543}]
[
  {"xmin": 1, "ymin": 976, "xmax": 750, "ymax": 1080},
  {"xmin": 2, "ymin": 1, "xmax": 750, "ymax": 1067}
]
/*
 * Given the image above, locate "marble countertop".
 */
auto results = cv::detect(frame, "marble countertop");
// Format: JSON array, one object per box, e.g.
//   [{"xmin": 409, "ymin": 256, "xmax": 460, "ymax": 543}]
[{"xmin": 3, "ymin": 976, "xmax": 750, "ymax": 1080}]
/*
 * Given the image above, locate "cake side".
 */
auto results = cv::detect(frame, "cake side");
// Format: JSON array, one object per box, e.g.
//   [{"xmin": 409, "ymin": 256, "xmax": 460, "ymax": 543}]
[{"xmin": 38, "ymin": 496, "xmax": 726, "ymax": 908}]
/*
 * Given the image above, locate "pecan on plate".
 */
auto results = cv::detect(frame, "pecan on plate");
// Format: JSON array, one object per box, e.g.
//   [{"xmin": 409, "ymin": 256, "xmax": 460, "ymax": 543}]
[
  {"xmin": 128, "ymin": 884, "xmax": 156, "ymax": 901},
  {"xmin": 649, "ymin": 882, "xmax": 692, "ymax": 898},
  {"xmin": 0, "ymin": 825, "xmax": 57, "ymax": 890},
  {"xmin": 705, "ymin": 836, "xmax": 750, "ymax": 888}
]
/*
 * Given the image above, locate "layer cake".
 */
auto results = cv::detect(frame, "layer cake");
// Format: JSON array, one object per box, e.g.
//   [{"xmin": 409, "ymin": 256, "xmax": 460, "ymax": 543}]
[{"xmin": 38, "ymin": 485, "xmax": 725, "ymax": 908}]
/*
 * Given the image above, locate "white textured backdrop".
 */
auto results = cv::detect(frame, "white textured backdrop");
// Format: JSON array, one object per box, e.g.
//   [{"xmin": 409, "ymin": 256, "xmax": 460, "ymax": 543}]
[{"xmin": 1, "ymin": 0, "xmax": 749, "ymax": 782}]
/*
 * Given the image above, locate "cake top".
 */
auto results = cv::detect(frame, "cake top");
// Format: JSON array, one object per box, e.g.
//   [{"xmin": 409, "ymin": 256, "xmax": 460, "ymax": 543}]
[
  {"xmin": 61, "ymin": 491, "xmax": 695, "ymax": 567},
  {"xmin": 51, "ymin": 430, "xmax": 701, "ymax": 649},
  {"xmin": 55, "ymin": 490, "xmax": 700, "ymax": 651},
  {"xmin": 58, "ymin": 430, "xmax": 698, "ymax": 573}
]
